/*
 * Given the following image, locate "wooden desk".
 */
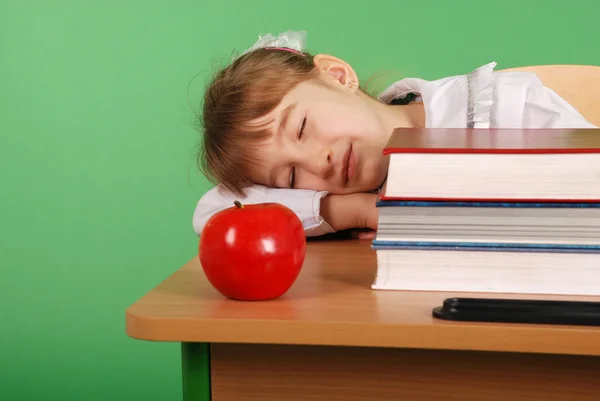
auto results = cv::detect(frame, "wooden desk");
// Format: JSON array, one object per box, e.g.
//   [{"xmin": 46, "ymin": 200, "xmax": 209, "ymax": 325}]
[{"xmin": 126, "ymin": 239, "xmax": 600, "ymax": 401}]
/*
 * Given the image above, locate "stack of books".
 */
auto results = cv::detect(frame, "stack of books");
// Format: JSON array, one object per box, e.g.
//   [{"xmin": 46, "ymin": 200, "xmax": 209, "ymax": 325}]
[{"xmin": 372, "ymin": 128, "xmax": 600, "ymax": 296}]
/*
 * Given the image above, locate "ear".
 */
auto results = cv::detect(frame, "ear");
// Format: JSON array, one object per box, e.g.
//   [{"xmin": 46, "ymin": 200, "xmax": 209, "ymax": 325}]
[{"xmin": 313, "ymin": 54, "xmax": 359, "ymax": 90}]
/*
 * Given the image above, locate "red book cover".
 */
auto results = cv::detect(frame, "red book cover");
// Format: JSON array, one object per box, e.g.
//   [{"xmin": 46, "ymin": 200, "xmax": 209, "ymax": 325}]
[
  {"xmin": 380, "ymin": 128, "xmax": 600, "ymax": 203},
  {"xmin": 384, "ymin": 128, "xmax": 600, "ymax": 155}
]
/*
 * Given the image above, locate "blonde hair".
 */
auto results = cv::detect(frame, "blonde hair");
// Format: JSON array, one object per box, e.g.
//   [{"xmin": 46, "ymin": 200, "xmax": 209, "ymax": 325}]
[{"xmin": 197, "ymin": 48, "xmax": 320, "ymax": 196}]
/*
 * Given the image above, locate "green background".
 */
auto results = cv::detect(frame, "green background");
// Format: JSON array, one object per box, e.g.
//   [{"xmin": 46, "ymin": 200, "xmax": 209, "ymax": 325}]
[{"xmin": 1, "ymin": 0, "xmax": 598, "ymax": 399}]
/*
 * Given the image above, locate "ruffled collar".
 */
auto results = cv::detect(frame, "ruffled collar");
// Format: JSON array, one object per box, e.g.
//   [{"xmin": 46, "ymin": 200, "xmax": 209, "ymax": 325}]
[{"xmin": 377, "ymin": 62, "xmax": 497, "ymax": 129}]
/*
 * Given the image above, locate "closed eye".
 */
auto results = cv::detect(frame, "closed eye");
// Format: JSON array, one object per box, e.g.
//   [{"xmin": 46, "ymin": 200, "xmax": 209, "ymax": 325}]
[
  {"xmin": 289, "ymin": 167, "xmax": 295, "ymax": 188},
  {"xmin": 290, "ymin": 116, "xmax": 307, "ymax": 188},
  {"xmin": 298, "ymin": 116, "xmax": 306, "ymax": 140}
]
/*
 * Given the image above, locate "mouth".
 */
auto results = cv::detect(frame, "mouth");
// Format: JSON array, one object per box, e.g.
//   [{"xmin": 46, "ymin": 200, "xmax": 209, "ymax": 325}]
[{"xmin": 341, "ymin": 144, "xmax": 354, "ymax": 185}]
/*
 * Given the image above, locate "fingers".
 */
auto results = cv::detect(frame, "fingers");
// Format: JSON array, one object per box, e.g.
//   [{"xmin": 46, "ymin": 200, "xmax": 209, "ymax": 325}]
[
  {"xmin": 349, "ymin": 229, "xmax": 376, "ymax": 240},
  {"xmin": 358, "ymin": 230, "xmax": 376, "ymax": 240}
]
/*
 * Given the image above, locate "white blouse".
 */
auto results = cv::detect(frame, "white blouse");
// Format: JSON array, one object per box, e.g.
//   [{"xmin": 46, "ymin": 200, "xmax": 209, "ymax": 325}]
[{"xmin": 192, "ymin": 62, "xmax": 597, "ymax": 237}]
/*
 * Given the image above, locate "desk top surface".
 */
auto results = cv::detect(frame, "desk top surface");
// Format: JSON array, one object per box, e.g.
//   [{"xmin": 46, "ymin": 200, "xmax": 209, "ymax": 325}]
[{"xmin": 126, "ymin": 239, "xmax": 600, "ymax": 356}]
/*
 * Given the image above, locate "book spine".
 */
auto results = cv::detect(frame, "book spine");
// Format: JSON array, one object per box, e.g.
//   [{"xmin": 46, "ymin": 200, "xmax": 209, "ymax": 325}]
[
  {"xmin": 383, "ymin": 147, "xmax": 600, "ymax": 155},
  {"xmin": 375, "ymin": 200, "xmax": 600, "ymax": 208},
  {"xmin": 371, "ymin": 241, "xmax": 600, "ymax": 253},
  {"xmin": 378, "ymin": 195, "xmax": 600, "ymax": 203}
]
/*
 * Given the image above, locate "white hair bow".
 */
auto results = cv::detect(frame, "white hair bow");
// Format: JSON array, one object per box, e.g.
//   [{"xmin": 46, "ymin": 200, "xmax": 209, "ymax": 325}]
[{"xmin": 239, "ymin": 30, "xmax": 307, "ymax": 58}]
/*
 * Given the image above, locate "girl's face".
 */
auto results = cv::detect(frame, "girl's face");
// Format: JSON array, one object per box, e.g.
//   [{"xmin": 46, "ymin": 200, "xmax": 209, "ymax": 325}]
[{"xmin": 246, "ymin": 72, "xmax": 392, "ymax": 195}]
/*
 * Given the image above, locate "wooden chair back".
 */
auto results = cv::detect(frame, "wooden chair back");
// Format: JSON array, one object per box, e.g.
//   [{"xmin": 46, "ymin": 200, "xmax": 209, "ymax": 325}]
[{"xmin": 501, "ymin": 65, "xmax": 600, "ymax": 126}]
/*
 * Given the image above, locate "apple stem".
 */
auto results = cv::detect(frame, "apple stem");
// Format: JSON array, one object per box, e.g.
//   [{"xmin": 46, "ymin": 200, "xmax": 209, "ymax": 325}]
[{"xmin": 234, "ymin": 200, "xmax": 244, "ymax": 209}]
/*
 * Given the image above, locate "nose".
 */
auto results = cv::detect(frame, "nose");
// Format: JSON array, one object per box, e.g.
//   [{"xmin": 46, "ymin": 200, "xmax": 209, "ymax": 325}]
[{"xmin": 306, "ymin": 148, "xmax": 333, "ymax": 178}]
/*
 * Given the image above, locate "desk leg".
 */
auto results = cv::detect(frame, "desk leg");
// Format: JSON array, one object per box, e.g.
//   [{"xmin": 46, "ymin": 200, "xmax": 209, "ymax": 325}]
[{"xmin": 182, "ymin": 342, "xmax": 211, "ymax": 401}]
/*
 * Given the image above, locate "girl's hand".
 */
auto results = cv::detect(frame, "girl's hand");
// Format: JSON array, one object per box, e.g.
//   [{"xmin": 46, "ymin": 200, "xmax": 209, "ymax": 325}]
[{"xmin": 320, "ymin": 193, "xmax": 379, "ymax": 233}]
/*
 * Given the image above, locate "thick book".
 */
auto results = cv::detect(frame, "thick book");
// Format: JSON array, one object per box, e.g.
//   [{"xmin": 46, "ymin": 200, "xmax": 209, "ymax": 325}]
[
  {"xmin": 381, "ymin": 128, "xmax": 600, "ymax": 202},
  {"xmin": 374, "ymin": 200, "xmax": 600, "ymax": 247},
  {"xmin": 371, "ymin": 247, "xmax": 600, "ymax": 296}
]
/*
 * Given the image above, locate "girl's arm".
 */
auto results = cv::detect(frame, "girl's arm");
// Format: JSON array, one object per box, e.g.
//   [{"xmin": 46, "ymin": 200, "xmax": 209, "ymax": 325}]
[{"xmin": 192, "ymin": 184, "xmax": 378, "ymax": 237}]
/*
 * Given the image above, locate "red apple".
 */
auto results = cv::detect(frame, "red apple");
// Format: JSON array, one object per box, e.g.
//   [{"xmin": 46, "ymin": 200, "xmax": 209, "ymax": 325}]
[{"xmin": 198, "ymin": 201, "xmax": 306, "ymax": 301}]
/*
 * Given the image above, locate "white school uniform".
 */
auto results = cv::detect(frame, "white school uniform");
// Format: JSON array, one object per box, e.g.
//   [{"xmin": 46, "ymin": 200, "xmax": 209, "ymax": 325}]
[{"xmin": 192, "ymin": 62, "xmax": 597, "ymax": 237}]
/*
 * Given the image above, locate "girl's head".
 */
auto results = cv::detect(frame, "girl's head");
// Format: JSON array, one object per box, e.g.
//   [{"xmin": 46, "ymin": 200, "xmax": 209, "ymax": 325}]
[{"xmin": 198, "ymin": 33, "xmax": 394, "ymax": 197}]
